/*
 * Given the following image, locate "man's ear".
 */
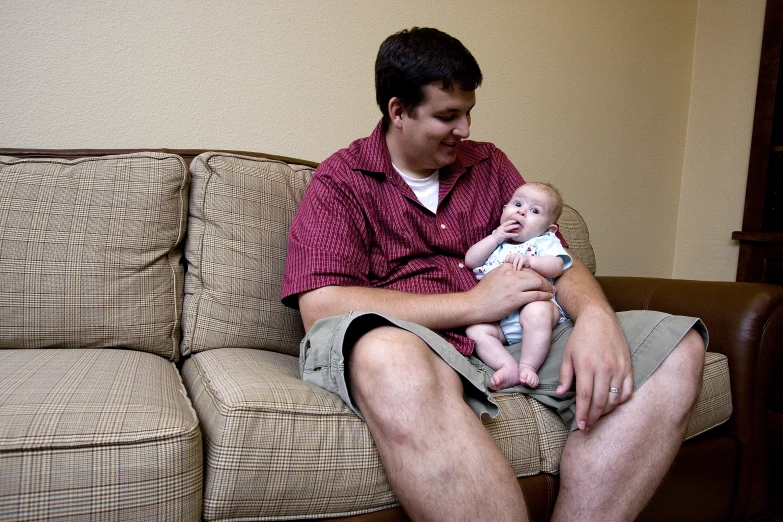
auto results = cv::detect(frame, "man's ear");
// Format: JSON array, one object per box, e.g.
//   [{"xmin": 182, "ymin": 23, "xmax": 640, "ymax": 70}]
[
  {"xmin": 388, "ymin": 97, "xmax": 407, "ymax": 129},
  {"xmin": 547, "ymin": 223, "xmax": 559, "ymax": 234}
]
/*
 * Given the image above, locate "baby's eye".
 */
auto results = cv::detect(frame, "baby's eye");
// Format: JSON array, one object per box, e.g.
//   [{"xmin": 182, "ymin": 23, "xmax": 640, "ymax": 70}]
[
  {"xmin": 514, "ymin": 202, "xmax": 522, "ymax": 207},
  {"xmin": 530, "ymin": 208, "xmax": 539, "ymax": 214}
]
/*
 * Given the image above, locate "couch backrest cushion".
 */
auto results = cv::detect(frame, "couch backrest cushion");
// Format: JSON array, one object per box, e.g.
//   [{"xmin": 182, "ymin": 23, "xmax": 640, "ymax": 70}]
[
  {"xmin": 0, "ymin": 153, "xmax": 188, "ymax": 360},
  {"xmin": 181, "ymin": 152, "xmax": 314, "ymax": 356},
  {"xmin": 559, "ymin": 205, "xmax": 596, "ymax": 275}
]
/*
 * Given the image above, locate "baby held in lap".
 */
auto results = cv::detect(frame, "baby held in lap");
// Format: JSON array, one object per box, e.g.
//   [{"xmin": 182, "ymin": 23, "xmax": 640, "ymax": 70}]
[{"xmin": 465, "ymin": 182, "xmax": 572, "ymax": 390}]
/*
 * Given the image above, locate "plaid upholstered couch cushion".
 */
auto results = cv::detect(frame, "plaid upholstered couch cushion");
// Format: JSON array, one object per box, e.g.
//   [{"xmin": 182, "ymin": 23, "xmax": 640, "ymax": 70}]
[
  {"xmin": 182, "ymin": 347, "xmax": 730, "ymax": 521},
  {"xmin": 179, "ymin": 152, "xmax": 733, "ymax": 521},
  {"xmin": 0, "ymin": 348, "xmax": 202, "ymax": 520},
  {"xmin": 0, "ymin": 153, "xmax": 188, "ymax": 360},
  {"xmin": 181, "ymin": 152, "xmax": 313, "ymax": 357}
]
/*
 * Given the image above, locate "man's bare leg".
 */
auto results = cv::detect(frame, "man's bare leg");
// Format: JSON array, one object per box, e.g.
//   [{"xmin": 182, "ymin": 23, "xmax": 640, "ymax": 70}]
[
  {"xmin": 552, "ymin": 329, "xmax": 705, "ymax": 521},
  {"xmin": 349, "ymin": 325, "xmax": 528, "ymax": 522}
]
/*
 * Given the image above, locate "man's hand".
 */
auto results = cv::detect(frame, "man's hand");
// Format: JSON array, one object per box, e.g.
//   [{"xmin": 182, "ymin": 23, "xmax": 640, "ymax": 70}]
[
  {"xmin": 555, "ymin": 306, "xmax": 633, "ymax": 431},
  {"xmin": 552, "ymin": 254, "xmax": 633, "ymax": 432},
  {"xmin": 469, "ymin": 263, "xmax": 554, "ymax": 320}
]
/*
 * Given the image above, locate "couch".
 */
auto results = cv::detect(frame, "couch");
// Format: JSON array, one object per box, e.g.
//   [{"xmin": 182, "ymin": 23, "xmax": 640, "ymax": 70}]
[{"xmin": 0, "ymin": 148, "xmax": 780, "ymax": 522}]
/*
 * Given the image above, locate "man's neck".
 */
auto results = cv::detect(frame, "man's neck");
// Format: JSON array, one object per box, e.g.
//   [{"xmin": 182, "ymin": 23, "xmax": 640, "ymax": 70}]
[{"xmin": 385, "ymin": 132, "xmax": 436, "ymax": 179}]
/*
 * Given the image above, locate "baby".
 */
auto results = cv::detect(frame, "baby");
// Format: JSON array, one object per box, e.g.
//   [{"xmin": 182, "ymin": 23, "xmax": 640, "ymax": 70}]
[{"xmin": 465, "ymin": 182, "xmax": 572, "ymax": 390}]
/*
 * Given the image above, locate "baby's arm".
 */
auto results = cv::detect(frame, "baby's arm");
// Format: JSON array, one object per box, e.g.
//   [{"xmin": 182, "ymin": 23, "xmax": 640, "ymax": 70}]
[
  {"xmin": 505, "ymin": 254, "xmax": 564, "ymax": 278},
  {"xmin": 465, "ymin": 220, "xmax": 521, "ymax": 269}
]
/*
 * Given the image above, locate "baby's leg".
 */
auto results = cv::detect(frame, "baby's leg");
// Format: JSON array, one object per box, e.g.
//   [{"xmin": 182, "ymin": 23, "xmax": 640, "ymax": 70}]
[
  {"xmin": 517, "ymin": 301, "xmax": 562, "ymax": 388},
  {"xmin": 465, "ymin": 323, "xmax": 520, "ymax": 390}
]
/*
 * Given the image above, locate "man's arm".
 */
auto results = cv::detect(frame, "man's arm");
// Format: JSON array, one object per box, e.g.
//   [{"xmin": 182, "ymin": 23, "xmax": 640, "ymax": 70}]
[
  {"xmin": 298, "ymin": 264, "xmax": 555, "ymax": 332},
  {"xmin": 553, "ymin": 252, "xmax": 633, "ymax": 431}
]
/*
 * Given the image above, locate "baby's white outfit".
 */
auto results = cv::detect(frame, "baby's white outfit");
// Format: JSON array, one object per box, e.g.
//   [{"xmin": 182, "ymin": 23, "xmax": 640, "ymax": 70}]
[{"xmin": 473, "ymin": 231, "xmax": 573, "ymax": 344}]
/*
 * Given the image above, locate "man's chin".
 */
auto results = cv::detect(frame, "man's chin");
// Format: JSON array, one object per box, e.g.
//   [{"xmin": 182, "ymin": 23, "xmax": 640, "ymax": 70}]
[{"xmin": 436, "ymin": 150, "xmax": 458, "ymax": 167}]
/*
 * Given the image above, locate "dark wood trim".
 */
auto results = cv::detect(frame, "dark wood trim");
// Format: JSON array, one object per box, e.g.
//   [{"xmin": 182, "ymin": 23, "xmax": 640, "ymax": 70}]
[
  {"xmin": 732, "ymin": 231, "xmax": 783, "ymax": 242},
  {"xmin": 742, "ymin": 0, "xmax": 783, "ymax": 232}
]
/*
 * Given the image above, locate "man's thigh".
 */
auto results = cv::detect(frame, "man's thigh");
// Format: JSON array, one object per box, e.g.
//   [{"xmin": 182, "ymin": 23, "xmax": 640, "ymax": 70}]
[
  {"xmin": 300, "ymin": 311, "xmax": 500, "ymax": 421},
  {"xmin": 488, "ymin": 310, "xmax": 708, "ymax": 431}
]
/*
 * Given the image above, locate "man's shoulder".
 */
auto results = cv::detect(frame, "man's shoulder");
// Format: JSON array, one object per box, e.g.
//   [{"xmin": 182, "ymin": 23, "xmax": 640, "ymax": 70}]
[
  {"xmin": 317, "ymin": 125, "xmax": 388, "ymax": 179},
  {"xmin": 319, "ymin": 136, "xmax": 365, "ymax": 168}
]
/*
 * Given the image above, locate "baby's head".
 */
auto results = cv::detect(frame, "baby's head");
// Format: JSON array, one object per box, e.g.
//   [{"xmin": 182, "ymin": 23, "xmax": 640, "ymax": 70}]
[{"xmin": 500, "ymin": 182, "xmax": 563, "ymax": 243}]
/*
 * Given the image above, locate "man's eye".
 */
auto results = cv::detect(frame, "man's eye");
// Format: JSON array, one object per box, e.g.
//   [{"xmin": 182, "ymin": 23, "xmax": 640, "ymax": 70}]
[{"xmin": 437, "ymin": 115, "xmax": 454, "ymax": 121}]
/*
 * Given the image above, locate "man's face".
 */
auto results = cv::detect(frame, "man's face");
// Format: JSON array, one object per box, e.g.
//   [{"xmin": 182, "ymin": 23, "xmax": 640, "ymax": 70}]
[
  {"xmin": 392, "ymin": 82, "xmax": 475, "ymax": 177},
  {"xmin": 500, "ymin": 185, "xmax": 557, "ymax": 244}
]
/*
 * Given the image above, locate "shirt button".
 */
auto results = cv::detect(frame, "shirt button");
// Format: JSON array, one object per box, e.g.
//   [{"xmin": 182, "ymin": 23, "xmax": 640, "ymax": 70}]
[
  {"xmin": 440, "ymin": 223, "xmax": 447, "ymax": 229},
  {"xmin": 458, "ymin": 263, "xmax": 465, "ymax": 269}
]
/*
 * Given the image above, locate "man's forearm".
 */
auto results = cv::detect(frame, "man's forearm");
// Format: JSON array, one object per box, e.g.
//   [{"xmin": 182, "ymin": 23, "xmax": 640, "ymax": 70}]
[
  {"xmin": 554, "ymin": 252, "xmax": 614, "ymax": 320},
  {"xmin": 298, "ymin": 263, "xmax": 558, "ymax": 332},
  {"xmin": 298, "ymin": 285, "xmax": 476, "ymax": 332}
]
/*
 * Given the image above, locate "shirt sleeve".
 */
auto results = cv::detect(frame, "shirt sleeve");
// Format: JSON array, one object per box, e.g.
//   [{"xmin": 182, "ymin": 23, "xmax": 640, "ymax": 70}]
[{"xmin": 281, "ymin": 159, "xmax": 372, "ymax": 309}]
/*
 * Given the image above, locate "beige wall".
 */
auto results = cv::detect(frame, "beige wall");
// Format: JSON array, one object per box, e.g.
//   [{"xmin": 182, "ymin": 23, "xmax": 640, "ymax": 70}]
[
  {"xmin": 1, "ymin": 1, "xmax": 766, "ymax": 280},
  {"xmin": 675, "ymin": 1, "xmax": 766, "ymax": 280}
]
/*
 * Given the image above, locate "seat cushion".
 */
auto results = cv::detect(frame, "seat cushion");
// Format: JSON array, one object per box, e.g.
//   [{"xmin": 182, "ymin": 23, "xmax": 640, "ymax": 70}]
[
  {"xmin": 177, "ymin": 349, "xmax": 560, "ymax": 521},
  {"xmin": 182, "ymin": 347, "xmax": 731, "ymax": 521},
  {"xmin": 0, "ymin": 153, "xmax": 188, "ymax": 360},
  {"xmin": 684, "ymin": 351, "xmax": 733, "ymax": 439},
  {"xmin": 182, "ymin": 348, "xmax": 393, "ymax": 521},
  {"xmin": 0, "ymin": 349, "xmax": 202, "ymax": 521},
  {"xmin": 182, "ymin": 152, "xmax": 314, "ymax": 357}
]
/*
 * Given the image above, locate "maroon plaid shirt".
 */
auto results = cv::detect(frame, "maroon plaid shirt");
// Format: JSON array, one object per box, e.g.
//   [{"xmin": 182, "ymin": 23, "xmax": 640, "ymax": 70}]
[{"xmin": 283, "ymin": 121, "xmax": 562, "ymax": 355}]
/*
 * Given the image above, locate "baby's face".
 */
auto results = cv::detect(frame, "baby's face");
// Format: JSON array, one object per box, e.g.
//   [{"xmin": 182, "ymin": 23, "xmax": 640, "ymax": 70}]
[{"xmin": 500, "ymin": 185, "xmax": 557, "ymax": 243}]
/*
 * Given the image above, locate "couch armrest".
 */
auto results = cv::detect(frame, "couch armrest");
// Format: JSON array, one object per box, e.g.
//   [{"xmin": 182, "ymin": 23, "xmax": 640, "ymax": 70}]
[{"xmin": 597, "ymin": 276, "xmax": 783, "ymax": 516}]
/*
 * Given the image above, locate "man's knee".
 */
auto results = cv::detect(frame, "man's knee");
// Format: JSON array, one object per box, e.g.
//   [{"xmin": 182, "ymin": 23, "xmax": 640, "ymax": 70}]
[
  {"xmin": 650, "ymin": 328, "xmax": 706, "ymax": 414},
  {"xmin": 676, "ymin": 328, "xmax": 706, "ymax": 380}
]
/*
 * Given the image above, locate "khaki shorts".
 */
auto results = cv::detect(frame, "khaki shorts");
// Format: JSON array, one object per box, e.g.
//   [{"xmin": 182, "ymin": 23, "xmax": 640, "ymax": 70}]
[{"xmin": 299, "ymin": 310, "xmax": 708, "ymax": 431}]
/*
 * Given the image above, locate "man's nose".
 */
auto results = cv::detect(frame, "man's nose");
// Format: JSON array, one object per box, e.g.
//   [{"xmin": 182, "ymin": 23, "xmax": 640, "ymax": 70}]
[{"xmin": 454, "ymin": 116, "xmax": 470, "ymax": 138}]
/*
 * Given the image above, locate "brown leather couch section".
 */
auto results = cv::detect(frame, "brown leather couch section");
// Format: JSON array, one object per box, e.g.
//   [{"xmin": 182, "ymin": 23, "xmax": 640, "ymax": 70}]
[{"xmin": 599, "ymin": 276, "xmax": 783, "ymax": 521}]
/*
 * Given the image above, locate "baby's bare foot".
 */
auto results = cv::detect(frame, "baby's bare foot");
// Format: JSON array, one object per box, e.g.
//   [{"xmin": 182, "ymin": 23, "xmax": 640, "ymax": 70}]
[
  {"xmin": 490, "ymin": 364, "xmax": 521, "ymax": 390},
  {"xmin": 519, "ymin": 364, "xmax": 540, "ymax": 388}
]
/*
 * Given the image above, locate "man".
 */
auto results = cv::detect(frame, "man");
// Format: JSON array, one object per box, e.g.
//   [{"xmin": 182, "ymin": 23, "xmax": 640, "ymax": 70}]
[{"xmin": 283, "ymin": 27, "xmax": 706, "ymax": 522}]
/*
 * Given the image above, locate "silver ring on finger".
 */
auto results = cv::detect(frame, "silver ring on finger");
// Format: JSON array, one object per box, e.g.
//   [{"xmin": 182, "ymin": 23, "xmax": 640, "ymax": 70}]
[{"xmin": 609, "ymin": 387, "xmax": 621, "ymax": 394}]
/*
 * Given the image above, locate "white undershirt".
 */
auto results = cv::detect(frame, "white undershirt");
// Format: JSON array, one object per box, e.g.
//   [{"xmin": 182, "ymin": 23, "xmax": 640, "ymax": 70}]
[{"xmin": 393, "ymin": 164, "xmax": 440, "ymax": 213}]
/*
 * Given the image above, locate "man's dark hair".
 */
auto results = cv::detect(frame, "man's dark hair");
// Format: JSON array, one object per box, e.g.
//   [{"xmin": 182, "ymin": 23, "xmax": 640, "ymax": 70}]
[{"xmin": 375, "ymin": 27, "xmax": 483, "ymax": 128}]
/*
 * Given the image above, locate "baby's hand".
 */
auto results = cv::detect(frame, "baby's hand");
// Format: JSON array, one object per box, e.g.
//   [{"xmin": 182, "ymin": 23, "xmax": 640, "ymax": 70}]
[
  {"xmin": 504, "ymin": 253, "xmax": 529, "ymax": 271},
  {"xmin": 491, "ymin": 220, "xmax": 520, "ymax": 244}
]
